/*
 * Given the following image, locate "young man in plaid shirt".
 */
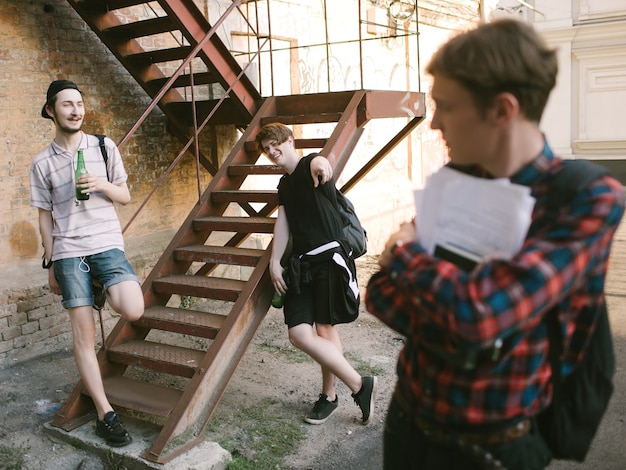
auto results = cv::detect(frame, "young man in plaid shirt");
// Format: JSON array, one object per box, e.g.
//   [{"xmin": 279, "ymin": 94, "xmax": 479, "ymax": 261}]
[{"xmin": 366, "ymin": 19, "xmax": 624, "ymax": 470}]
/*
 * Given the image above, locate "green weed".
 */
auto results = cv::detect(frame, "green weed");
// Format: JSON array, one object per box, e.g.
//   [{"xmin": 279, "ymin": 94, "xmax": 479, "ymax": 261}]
[
  {"xmin": 346, "ymin": 353, "xmax": 386, "ymax": 378},
  {"xmin": 205, "ymin": 397, "xmax": 305, "ymax": 470},
  {"xmin": 257, "ymin": 341, "xmax": 311, "ymax": 364},
  {"xmin": 0, "ymin": 443, "xmax": 29, "ymax": 470},
  {"xmin": 104, "ymin": 448, "xmax": 127, "ymax": 470}
]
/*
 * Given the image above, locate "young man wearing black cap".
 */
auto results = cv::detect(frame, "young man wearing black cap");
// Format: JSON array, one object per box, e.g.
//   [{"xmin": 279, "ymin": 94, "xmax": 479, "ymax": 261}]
[{"xmin": 30, "ymin": 79, "xmax": 144, "ymax": 447}]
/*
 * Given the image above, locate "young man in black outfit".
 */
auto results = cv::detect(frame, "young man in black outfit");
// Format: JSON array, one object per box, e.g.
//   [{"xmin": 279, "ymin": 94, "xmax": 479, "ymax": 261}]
[{"xmin": 256, "ymin": 123, "xmax": 376, "ymax": 425}]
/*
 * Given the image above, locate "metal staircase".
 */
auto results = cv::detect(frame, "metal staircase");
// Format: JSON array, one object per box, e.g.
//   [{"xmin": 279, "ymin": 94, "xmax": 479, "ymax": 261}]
[{"xmin": 51, "ymin": 0, "xmax": 426, "ymax": 463}]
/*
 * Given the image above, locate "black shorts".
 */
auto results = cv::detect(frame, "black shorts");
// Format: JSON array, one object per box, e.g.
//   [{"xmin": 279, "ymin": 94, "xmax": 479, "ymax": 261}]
[{"xmin": 283, "ymin": 261, "xmax": 332, "ymax": 328}]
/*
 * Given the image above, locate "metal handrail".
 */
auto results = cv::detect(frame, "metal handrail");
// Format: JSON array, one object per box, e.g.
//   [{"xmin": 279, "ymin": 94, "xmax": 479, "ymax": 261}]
[
  {"xmin": 117, "ymin": 0, "xmax": 243, "ymax": 151},
  {"xmin": 232, "ymin": 0, "xmax": 420, "ymax": 96},
  {"xmin": 122, "ymin": 43, "xmax": 267, "ymax": 234},
  {"xmin": 117, "ymin": 0, "xmax": 420, "ymax": 233}
]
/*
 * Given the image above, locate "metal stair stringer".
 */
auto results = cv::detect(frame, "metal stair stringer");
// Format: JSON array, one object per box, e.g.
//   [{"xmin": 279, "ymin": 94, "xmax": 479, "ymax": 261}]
[
  {"xmin": 143, "ymin": 246, "xmax": 275, "ymax": 462},
  {"xmin": 320, "ymin": 90, "xmax": 368, "ymax": 179}
]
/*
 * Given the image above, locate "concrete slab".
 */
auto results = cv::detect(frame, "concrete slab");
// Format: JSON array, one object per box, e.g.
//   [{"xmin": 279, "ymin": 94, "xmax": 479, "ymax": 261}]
[{"xmin": 43, "ymin": 416, "xmax": 231, "ymax": 470}]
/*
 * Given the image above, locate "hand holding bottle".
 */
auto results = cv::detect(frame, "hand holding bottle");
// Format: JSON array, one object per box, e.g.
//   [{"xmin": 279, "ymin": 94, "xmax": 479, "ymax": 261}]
[
  {"xmin": 270, "ymin": 267, "xmax": 288, "ymax": 308},
  {"xmin": 75, "ymin": 149, "xmax": 109, "ymax": 200}
]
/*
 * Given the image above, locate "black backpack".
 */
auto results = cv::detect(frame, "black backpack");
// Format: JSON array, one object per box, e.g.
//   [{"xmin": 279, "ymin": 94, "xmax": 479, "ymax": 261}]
[
  {"xmin": 537, "ymin": 159, "xmax": 615, "ymax": 461},
  {"xmin": 322, "ymin": 187, "xmax": 367, "ymax": 258},
  {"xmin": 306, "ymin": 153, "xmax": 367, "ymax": 258}
]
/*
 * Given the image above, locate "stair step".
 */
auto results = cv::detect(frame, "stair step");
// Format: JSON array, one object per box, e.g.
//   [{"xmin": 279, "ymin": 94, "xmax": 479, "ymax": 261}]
[
  {"xmin": 152, "ymin": 275, "xmax": 245, "ymax": 301},
  {"xmin": 174, "ymin": 244, "xmax": 265, "ymax": 266},
  {"xmin": 192, "ymin": 216, "xmax": 275, "ymax": 233},
  {"xmin": 108, "ymin": 340, "xmax": 205, "ymax": 378},
  {"xmin": 294, "ymin": 138, "xmax": 328, "ymax": 149},
  {"xmin": 211, "ymin": 190, "xmax": 278, "ymax": 204},
  {"xmin": 82, "ymin": 0, "xmax": 148, "ymax": 12},
  {"xmin": 101, "ymin": 375, "xmax": 182, "ymax": 417},
  {"xmin": 243, "ymin": 138, "xmax": 327, "ymax": 152},
  {"xmin": 166, "ymin": 100, "xmax": 249, "ymax": 126},
  {"xmin": 125, "ymin": 46, "xmax": 194, "ymax": 65},
  {"xmin": 104, "ymin": 17, "xmax": 177, "ymax": 41},
  {"xmin": 227, "ymin": 164, "xmax": 284, "ymax": 176},
  {"xmin": 147, "ymin": 72, "xmax": 218, "ymax": 91},
  {"xmin": 260, "ymin": 113, "xmax": 343, "ymax": 126},
  {"xmin": 136, "ymin": 305, "xmax": 228, "ymax": 339}
]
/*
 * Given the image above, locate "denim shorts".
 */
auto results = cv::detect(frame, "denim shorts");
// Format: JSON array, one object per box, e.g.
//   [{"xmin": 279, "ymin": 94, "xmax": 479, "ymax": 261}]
[{"xmin": 54, "ymin": 249, "xmax": 140, "ymax": 309}]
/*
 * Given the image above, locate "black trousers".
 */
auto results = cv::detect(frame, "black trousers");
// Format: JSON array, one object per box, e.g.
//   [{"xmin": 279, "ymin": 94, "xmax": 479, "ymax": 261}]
[{"xmin": 383, "ymin": 394, "xmax": 552, "ymax": 470}]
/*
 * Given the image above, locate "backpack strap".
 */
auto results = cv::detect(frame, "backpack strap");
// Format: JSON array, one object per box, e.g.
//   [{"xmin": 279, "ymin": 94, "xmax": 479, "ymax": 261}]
[
  {"xmin": 95, "ymin": 134, "xmax": 110, "ymax": 182},
  {"xmin": 545, "ymin": 159, "xmax": 608, "ymax": 211},
  {"xmin": 544, "ymin": 159, "xmax": 609, "ymax": 401}
]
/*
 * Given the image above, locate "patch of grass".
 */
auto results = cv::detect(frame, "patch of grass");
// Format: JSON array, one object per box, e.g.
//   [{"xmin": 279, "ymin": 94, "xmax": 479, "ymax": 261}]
[
  {"xmin": 205, "ymin": 397, "xmax": 305, "ymax": 470},
  {"xmin": 0, "ymin": 443, "xmax": 29, "ymax": 470},
  {"xmin": 104, "ymin": 448, "xmax": 128, "ymax": 470},
  {"xmin": 180, "ymin": 295, "xmax": 192, "ymax": 309},
  {"xmin": 257, "ymin": 341, "xmax": 312, "ymax": 364},
  {"xmin": 346, "ymin": 353, "xmax": 386, "ymax": 378}
]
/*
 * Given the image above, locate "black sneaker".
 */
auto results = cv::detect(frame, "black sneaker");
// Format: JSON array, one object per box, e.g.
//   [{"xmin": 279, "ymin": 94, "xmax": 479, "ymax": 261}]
[
  {"xmin": 93, "ymin": 284, "xmax": 106, "ymax": 311},
  {"xmin": 352, "ymin": 376, "xmax": 377, "ymax": 425},
  {"xmin": 95, "ymin": 411, "xmax": 132, "ymax": 447},
  {"xmin": 304, "ymin": 394, "xmax": 338, "ymax": 425}
]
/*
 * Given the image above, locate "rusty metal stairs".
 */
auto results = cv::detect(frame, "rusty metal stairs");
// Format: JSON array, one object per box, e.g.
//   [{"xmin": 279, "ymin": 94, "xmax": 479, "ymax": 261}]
[
  {"xmin": 66, "ymin": 0, "xmax": 262, "ymax": 174},
  {"xmin": 50, "ymin": 90, "xmax": 425, "ymax": 463},
  {"xmin": 51, "ymin": 0, "xmax": 426, "ymax": 464}
]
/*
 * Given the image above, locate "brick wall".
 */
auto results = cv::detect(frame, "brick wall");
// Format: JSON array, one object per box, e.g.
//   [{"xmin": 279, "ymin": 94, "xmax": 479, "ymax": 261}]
[
  {"xmin": 0, "ymin": 287, "xmax": 70, "ymax": 360},
  {"xmin": 0, "ymin": 0, "xmax": 235, "ymax": 364}
]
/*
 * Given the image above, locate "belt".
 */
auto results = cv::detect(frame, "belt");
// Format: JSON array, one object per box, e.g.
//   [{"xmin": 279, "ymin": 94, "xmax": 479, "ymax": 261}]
[
  {"xmin": 393, "ymin": 389, "xmax": 531, "ymax": 447},
  {"xmin": 415, "ymin": 413, "xmax": 531, "ymax": 447}
]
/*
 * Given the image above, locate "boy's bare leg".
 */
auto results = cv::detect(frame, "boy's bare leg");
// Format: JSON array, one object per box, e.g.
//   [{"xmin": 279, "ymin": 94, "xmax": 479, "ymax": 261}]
[
  {"xmin": 289, "ymin": 323, "xmax": 362, "ymax": 393},
  {"xmin": 316, "ymin": 323, "xmax": 346, "ymax": 398},
  {"xmin": 105, "ymin": 280, "xmax": 144, "ymax": 321},
  {"xmin": 68, "ymin": 306, "xmax": 113, "ymax": 420}
]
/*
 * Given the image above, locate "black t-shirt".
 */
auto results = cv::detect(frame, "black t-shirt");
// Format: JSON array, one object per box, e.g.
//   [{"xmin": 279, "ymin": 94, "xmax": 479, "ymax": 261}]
[{"xmin": 278, "ymin": 154, "xmax": 343, "ymax": 255}]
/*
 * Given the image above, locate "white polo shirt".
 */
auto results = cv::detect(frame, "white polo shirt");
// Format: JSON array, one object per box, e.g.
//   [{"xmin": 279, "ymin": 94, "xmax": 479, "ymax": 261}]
[{"xmin": 30, "ymin": 132, "xmax": 128, "ymax": 260}]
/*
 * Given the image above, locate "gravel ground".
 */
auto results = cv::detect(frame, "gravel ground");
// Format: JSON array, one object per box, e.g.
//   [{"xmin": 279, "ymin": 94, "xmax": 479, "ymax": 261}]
[{"xmin": 1, "ymin": 254, "xmax": 625, "ymax": 469}]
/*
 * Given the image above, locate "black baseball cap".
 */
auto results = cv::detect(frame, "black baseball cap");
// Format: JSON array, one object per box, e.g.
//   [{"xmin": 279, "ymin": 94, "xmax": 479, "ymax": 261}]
[{"xmin": 41, "ymin": 79, "xmax": 82, "ymax": 119}]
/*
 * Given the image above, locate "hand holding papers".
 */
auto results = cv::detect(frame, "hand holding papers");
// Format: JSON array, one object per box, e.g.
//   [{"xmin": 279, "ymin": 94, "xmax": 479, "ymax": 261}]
[{"xmin": 414, "ymin": 167, "xmax": 536, "ymax": 269}]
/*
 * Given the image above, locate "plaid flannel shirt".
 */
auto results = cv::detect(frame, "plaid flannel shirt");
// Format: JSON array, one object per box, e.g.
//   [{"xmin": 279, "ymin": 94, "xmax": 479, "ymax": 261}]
[{"xmin": 365, "ymin": 144, "xmax": 625, "ymax": 427}]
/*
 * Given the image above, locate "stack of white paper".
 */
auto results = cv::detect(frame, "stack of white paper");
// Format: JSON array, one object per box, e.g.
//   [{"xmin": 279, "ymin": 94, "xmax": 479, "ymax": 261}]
[{"xmin": 414, "ymin": 166, "xmax": 536, "ymax": 266}]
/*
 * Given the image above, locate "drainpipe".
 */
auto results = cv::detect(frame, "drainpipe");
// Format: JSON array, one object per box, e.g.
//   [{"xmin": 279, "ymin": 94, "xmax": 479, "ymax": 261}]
[{"xmin": 480, "ymin": 0, "xmax": 489, "ymax": 23}]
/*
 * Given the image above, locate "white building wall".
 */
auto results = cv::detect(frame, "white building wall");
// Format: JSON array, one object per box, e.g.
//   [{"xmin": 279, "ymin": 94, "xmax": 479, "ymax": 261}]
[{"xmin": 510, "ymin": 1, "xmax": 626, "ymax": 163}]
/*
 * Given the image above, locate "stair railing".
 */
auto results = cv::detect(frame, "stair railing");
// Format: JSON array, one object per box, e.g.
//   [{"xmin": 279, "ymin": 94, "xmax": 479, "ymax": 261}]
[
  {"xmin": 116, "ymin": 0, "xmax": 267, "ymax": 233},
  {"xmin": 104, "ymin": 0, "xmax": 422, "ymax": 234},
  {"xmin": 234, "ymin": 0, "xmax": 420, "ymax": 96},
  {"xmin": 121, "ymin": 44, "xmax": 267, "ymax": 234}
]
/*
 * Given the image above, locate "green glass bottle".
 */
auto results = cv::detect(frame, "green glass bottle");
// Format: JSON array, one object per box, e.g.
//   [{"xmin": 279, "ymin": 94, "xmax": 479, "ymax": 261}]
[
  {"xmin": 271, "ymin": 290, "xmax": 285, "ymax": 308},
  {"xmin": 75, "ymin": 149, "xmax": 89, "ymax": 201},
  {"xmin": 271, "ymin": 268, "xmax": 288, "ymax": 308}
]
